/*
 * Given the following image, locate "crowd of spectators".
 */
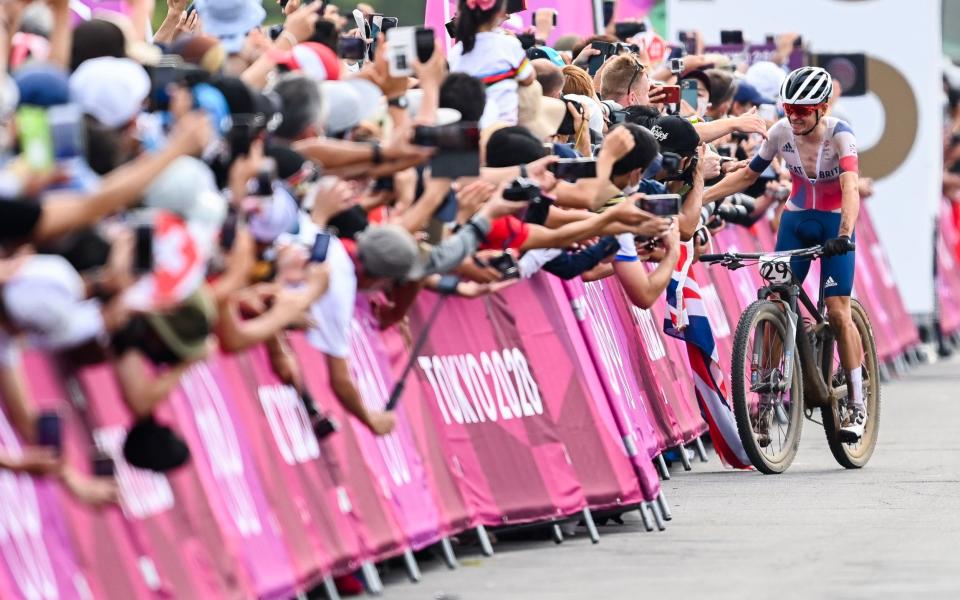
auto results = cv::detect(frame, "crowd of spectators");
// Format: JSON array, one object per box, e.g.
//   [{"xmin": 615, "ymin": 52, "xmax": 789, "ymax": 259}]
[{"xmin": 0, "ymin": 0, "xmax": 876, "ymax": 559}]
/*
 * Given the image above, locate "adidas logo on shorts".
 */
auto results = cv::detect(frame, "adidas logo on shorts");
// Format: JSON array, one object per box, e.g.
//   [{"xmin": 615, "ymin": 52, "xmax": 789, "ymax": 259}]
[{"xmin": 825, "ymin": 276, "xmax": 838, "ymax": 288}]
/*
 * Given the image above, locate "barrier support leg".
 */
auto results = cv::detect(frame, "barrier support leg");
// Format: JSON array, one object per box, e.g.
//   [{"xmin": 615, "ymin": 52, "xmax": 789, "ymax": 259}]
[
  {"xmin": 678, "ymin": 444, "xmax": 693, "ymax": 471},
  {"xmin": 656, "ymin": 454, "xmax": 671, "ymax": 480},
  {"xmin": 476, "ymin": 525, "xmax": 495, "ymax": 556},
  {"xmin": 322, "ymin": 577, "xmax": 341, "ymax": 600},
  {"xmin": 552, "ymin": 523, "xmax": 564, "ymax": 544},
  {"xmin": 440, "ymin": 537, "xmax": 458, "ymax": 569},
  {"xmin": 649, "ymin": 500, "xmax": 667, "ymax": 531},
  {"xmin": 638, "ymin": 503, "xmax": 655, "ymax": 532},
  {"xmin": 361, "ymin": 562, "xmax": 383, "ymax": 596},
  {"xmin": 581, "ymin": 507, "xmax": 600, "ymax": 544},
  {"xmin": 657, "ymin": 489, "xmax": 673, "ymax": 521},
  {"xmin": 403, "ymin": 549, "xmax": 422, "ymax": 583},
  {"xmin": 694, "ymin": 436, "xmax": 709, "ymax": 462},
  {"xmin": 878, "ymin": 361, "xmax": 891, "ymax": 383}
]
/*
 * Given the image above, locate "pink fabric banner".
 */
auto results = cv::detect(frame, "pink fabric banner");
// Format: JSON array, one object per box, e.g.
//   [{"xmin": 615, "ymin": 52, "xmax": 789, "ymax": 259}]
[
  {"xmin": 379, "ymin": 326, "xmax": 478, "ymax": 535},
  {"xmin": 49, "ymin": 358, "xmax": 252, "ymax": 599},
  {"xmin": 558, "ymin": 276, "xmax": 664, "ymax": 500},
  {"xmin": 523, "ymin": 276, "xmax": 651, "ymax": 506},
  {"xmin": 855, "ymin": 207, "xmax": 919, "ymax": 353},
  {"xmin": 406, "ymin": 279, "xmax": 587, "ymax": 525},
  {"xmin": 288, "ymin": 334, "xmax": 412, "ymax": 563},
  {"xmin": 345, "ymin": 297, "xmax": 445, "ymax": 550},
  {"xmin": 216, "ymin": 348, "xmax": 367, "ymax": 583},
  {"xmin": 938, "ymin": 198, "xmax": 960, "ymax": 335},
  {"xmin": 0, "ymin": 379, "xmax": 91, "ymax": 600},
  {"xmin": 166, "ymin": 362, "xmax": 299, "ymax": 600},
  {"xmin": 423, "ymin": 0, "xmax": 598, "ymax": 48}
]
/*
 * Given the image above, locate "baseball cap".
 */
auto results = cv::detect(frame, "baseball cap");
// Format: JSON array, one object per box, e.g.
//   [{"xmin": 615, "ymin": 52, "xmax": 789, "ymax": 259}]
[
  {"xmin": 13, "ymin": 62, "xmax": 69, "ymax": 107},
  {"xmin": 69, "ymin": 57, "xmax": 150, "ymax": 128},
  {"xmin": 270, "ymin": 42, "xmax": 340, "ymax": 82},
  {"xmin": 195, "ymin": 0, "xmax": 265, "ymax": 54},
  {"xmin": 526, "ymin": 45, "xmax": 565, "ymax": 67},
  {"xmin": 648, "ymin": 115, "xmax": 700, "ymax": 156},
  {"xmin": 320, "ymin": 79, "xmax": 384, "ymax": 136},
  {"xmin": 733, "ymin": 80, "xmax": 775, "ymax": 107},
  {"xmin": 356, "ymin": 224, "xmax": 427, "ymax": 282},
  {"xmin": 485, "ymin": 126, "xmax": 547, "ymax": 168}
]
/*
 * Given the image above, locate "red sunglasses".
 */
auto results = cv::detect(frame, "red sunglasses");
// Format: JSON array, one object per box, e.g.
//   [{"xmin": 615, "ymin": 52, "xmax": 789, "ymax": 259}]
[{"xmin": 783, "ymin": 103, "xmax": 823, "ymax": 118}]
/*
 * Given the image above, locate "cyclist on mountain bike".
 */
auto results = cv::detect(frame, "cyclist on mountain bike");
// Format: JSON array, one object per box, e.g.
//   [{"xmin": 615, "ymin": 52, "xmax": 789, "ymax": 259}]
[{"xmin": 703, "ymin": 66, "xmax": 866, "ymax": 441}]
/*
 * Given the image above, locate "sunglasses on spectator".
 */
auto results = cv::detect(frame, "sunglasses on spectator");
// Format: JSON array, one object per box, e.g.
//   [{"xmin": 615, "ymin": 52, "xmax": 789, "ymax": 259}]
[
  {"xmin": 625, "ymin": 57, "xmax": 646, "ymax": 99},
  {"xmin": 783, "ymin": 103, "xmax": 823, "ymax": 118}
]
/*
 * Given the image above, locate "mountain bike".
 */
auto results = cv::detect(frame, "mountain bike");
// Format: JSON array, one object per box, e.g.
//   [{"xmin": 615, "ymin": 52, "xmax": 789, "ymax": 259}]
[{"xmin": 699, "ymin": 245, "xmax": 880, "ymax": 474}]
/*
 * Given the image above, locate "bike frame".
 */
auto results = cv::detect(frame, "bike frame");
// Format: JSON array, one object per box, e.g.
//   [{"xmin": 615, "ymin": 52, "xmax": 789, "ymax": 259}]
[{"xmin": 758, "ymin": 274, "xmax": 835, "ymax": 407}]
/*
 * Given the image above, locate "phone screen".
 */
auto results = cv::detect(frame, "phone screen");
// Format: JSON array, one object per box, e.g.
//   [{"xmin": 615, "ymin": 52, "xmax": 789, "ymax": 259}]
[
  {"xmin": 415, "ymin": 27, "xmax": 435, "ymax": 63},
  {"xmin": 549, "ymin": 158, "xmax": 598, "ymax": 181},
  {"xmin": 310, "ymin": 232, "xmax": 331, "ymax": 263},
  {"xmin": 602, "ymin": 0, "xmax": 615, "ymax": 26},
  {"xmin": 338, "ymin": 37, "xmax": 366, "ymax": 60},
  {"xmin": 720, "ymin": 30, "xmax": 744, "ymax": 45},
  {"xmin": 17, "ymin": 107, "xmax": 53, "ymax": 172},
  {"xmin": 680, "ymin": 79, "xmax": 699, "ymax": 109},
  {"xmin": 386, "ymin": 26, "xmax": 416, "ymax": 77},
  {"xmin": 36, "ymin": 412, "xmax": 62, "ymax": 452},
  {"xmin": 134, "ymin": 224, "xmax": 154, "ymax": 274},
  {"xmin": 637, "ymin": 194, "xmax": 681, "ymax": 216}
]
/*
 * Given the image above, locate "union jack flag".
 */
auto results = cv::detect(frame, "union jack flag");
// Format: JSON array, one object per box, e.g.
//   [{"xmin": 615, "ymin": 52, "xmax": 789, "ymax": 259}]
[{"xmin": 664, "ymin": 241, "xmax": 751, "ymax": 469}]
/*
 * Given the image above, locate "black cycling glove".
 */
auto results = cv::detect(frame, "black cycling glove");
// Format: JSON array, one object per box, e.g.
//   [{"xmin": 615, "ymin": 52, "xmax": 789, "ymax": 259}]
[{"xmin": 822, "ymin": 235, "xmax": 856, "ymax": 257}]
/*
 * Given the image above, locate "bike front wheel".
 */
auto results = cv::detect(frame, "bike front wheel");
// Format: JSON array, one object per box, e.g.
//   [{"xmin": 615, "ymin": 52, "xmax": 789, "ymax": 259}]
[
  {"xmin": 821, "ymin": 299, "xmax": 881, "ymax": 468},
  {"xmin": 731, "ymin": 300, "xmax": 805, "ymax": 474}
]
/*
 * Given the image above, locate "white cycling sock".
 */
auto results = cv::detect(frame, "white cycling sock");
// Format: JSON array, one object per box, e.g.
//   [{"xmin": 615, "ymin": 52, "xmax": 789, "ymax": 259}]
[{"xmin": 847, "ymin": 366, "xmax": 865, "ymax": 410}]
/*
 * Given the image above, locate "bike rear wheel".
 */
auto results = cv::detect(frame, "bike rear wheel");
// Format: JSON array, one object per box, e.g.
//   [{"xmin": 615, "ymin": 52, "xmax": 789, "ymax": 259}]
[
  {"xmin": 731, "ymin": 300, "xmax": 805, "ymax": 474},
  {"xmin": 821, "ymin": 299, "xmax": 881, "ymax": 468}
]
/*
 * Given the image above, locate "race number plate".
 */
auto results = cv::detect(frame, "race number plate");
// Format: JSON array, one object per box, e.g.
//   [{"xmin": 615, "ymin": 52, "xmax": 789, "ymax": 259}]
[{"xmin": 759, "ymin": 254, "xmax": 793, "ymax": 284}]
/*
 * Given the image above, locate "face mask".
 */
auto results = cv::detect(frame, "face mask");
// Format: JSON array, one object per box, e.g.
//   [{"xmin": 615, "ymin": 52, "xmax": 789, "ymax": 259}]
[{"xmin": 696, "ymin": 98, "xmax": 709, "ymax": 117}]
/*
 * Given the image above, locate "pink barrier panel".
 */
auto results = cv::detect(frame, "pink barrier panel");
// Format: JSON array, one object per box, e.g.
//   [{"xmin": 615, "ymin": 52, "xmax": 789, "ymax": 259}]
[
  {"xmin": 216, "ymin": 348, "xmax": 367, "ymax": 581},
  {"xmin": 938, "ymin": 199, "xmax": 960, "ymax": 334},
  {"xmin": 345, "ymin": 297, "xmax": 445, "ymax": 549},
  {"xmin": 288, "ymin": 335, "xmax": 412, "ymax": 563},
  {"xmin": 630, "ymin": 274, "xmax": 709, "ymax": 445},
  {"xmin": 558, "ymin": 276, "xmax": 664, "ymax": 501},
  {"xmin": 69, "ymin": 362, "xmax": 254, "ymax": 598},
  {"xmin": 167, "ymin": 363, "xmax": 299, "ymax": 599},
  {"xmin": 0, "ymin": 387, "xmax": 91, "ymax": 600},
  {"xmin": 379, "ymin": 326, "xmax": 478, "ymax": 534},
  {"xmin": 532, "ymin": 276, "xmax": 652, "ymax": 505},
  {"xmin": 424, "ymin": 0, "xmax": 597, "ymax": 47},
  {"xmin": 406, "ymin": 277, "xmax": 588, "ymax": 525}
]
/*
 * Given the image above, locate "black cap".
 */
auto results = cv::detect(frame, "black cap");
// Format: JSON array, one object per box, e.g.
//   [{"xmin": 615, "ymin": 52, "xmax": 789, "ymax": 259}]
[
  {"xmin": 485, "ymin": 126, "xmax": 548, "ymax": 168},
  {"xmin": 123, "ymin": 416, "xmax": 191, "ymax": 473}
]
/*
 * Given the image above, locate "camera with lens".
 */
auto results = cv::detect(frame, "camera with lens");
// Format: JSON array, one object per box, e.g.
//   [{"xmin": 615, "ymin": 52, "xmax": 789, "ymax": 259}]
[
  {"xmin": 486, "ymin": 251, "xmax": 521, "ymax": 280},
  {"xmin": 701, "ymin": 194, "xmax": 756, "ymax": 227},
  {"xmin": 502, "ymin": 177, "xmax": 541, "ymax": 202}
]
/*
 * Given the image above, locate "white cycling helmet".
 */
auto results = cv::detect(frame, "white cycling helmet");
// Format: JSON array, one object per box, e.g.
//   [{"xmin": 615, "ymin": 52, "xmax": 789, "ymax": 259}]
[{"xmin": 779, "ymin": 67, "xmax": 833, "ymax": 105}]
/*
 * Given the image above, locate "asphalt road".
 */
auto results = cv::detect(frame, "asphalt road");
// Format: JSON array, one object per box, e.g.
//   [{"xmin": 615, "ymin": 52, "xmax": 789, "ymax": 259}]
[{"xmin": 380, "ymin": 355, "xmax": 960, "ymax": 600}]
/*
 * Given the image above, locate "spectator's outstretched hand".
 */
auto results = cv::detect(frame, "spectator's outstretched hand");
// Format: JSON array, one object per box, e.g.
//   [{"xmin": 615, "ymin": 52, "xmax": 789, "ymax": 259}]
[
  {"xmin": 366, "ymin": 410, "xmax": 397, "ymax": 435},
  {"xmin": 735, "ymin": 107, "xmax": 769, "ymax": 139}
]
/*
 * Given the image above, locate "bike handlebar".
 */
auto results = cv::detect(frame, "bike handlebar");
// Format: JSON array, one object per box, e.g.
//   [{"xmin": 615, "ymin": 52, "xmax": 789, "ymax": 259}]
[{"xmin": 699, "ymin": 245, "xmax": 824, "ymax": 265}]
